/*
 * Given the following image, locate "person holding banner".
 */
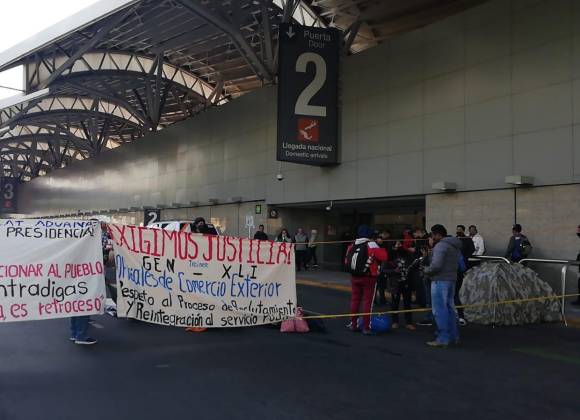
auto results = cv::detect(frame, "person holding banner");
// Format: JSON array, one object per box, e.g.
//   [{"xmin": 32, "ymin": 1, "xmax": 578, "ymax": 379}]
[{"xmin": 70, "ymin": 316, "xmax": 97, "ymax": 345}]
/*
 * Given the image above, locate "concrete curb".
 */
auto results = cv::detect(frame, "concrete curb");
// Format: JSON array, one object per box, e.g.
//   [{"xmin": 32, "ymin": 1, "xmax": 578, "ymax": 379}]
[{"xmin": 296, "ymin": 278, "xmax": 350, "ymax": 293}]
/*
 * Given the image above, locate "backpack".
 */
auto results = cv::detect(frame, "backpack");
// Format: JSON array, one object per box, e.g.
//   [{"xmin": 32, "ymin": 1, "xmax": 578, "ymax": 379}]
[
  {"xmin": 347, "ymin": 242, "xmax": 372, "ymax": 276},
  {"xmin": 520, "ymin": 238, "xmax": 532, "ymax": 257}
]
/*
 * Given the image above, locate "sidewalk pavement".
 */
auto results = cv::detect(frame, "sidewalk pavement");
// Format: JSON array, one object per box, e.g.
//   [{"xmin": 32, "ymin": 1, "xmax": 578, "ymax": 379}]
[{"xmin": 296, "ymin": 268, "xmax": 351, "ymax": 292}]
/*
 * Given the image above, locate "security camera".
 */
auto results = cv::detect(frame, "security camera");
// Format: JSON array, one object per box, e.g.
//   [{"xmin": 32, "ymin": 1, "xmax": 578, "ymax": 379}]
[{"xmin": 276, "ymin": 173, "xmax": 284, "ymax": 181}]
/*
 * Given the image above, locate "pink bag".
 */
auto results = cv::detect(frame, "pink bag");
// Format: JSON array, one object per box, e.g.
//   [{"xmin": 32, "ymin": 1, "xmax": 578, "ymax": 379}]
[{"xmin": 280, "ymin": 307, "xmax": 310, "ymax": 333}]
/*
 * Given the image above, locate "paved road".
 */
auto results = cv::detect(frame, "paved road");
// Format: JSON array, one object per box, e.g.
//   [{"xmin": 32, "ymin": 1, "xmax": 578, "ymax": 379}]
[{"xmin": 1, "ymin": 285, "xmax": 579, "ymax": 420}]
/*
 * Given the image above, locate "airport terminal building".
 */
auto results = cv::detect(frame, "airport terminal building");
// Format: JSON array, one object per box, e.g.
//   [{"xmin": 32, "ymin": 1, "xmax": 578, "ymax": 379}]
[{"xmin": 0, "ymin": 0, "xmax": 579, "ymax": 284}]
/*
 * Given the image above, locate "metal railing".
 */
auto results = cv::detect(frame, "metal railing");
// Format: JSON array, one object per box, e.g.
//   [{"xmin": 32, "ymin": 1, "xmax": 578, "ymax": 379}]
[
  {"xmin": 469, "ymin": 255, "xmax": 511, "ymax": 264},
  {"xmin": 519, "ymin": 258, "xmax": 580, "ymax": 327}
]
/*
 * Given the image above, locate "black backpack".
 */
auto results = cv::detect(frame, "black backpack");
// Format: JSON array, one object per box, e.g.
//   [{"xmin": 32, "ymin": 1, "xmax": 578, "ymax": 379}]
[{"xmin": 347, "ymin": 242, "xmax": 371, "ymax": 276}]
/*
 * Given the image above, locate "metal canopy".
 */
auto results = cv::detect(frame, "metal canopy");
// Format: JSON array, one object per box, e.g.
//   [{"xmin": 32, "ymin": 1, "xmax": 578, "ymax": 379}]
[{"xmin": 0, "ymin": 0, "xmax": 484, "ymax": 182}]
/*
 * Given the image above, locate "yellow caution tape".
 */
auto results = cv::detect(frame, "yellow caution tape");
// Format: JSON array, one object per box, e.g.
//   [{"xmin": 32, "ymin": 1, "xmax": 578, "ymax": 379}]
[{"xmin": 301, "ymin": 293, "xmax": 580, "ymax": 320}]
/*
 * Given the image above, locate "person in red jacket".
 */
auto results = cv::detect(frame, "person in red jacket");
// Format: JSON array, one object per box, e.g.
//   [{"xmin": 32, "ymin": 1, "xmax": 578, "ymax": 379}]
[{"xmin": 345, "ymin": 225, "xmax": 388, "ymax": 335}]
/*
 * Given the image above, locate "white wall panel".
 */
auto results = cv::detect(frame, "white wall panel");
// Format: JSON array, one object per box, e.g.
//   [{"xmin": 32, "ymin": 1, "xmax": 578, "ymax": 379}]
[{"xmin": 16, "ymin": 0, "xmax": 580, "ymax": 216}]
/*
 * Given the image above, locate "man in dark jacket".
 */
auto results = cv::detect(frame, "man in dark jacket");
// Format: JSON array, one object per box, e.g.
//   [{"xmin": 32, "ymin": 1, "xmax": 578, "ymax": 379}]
[
  {"xmin": 455, "ymin": 225, "xmax": 475, "ymax": 326},
  {"xmin": 424, "ymin": 224, "xmax": 462, "ymax": 348},
  {"xmin": 253, "ymin": 224, "xmax": 269, "ymax": 241},
  {"xmin": 505, "ymin": 224, "xmax": 532, "ymax": 262}
]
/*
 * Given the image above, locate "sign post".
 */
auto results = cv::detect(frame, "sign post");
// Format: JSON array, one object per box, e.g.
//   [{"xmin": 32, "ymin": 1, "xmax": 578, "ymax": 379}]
[{"xmin": 277, "ymin": 23, "xmax": 340, "ymax": 166}]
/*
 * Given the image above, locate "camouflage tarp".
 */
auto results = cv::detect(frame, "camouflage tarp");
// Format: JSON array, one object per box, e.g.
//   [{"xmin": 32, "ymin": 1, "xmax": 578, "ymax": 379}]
[{"xmin": 459, "ymin": 262, "xmax": 562, "ymax": 326}]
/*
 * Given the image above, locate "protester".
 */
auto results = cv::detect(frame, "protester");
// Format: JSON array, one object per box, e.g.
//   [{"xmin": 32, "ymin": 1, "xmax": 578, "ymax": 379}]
[
  {"xmin": 375, "ymin": 231, "xmax": 392, "ymax": 306},
  {"xmin": 423, "ymin": 224, "xmax": 462, "ymax": 348},
  {"xmin": 70, "ymin": 316, "xmax": 97, "ymax": 345},
  {"xmin": 193, "ymin": 217, "xmax": 210, "ymax": 234},
  {"xmin": 345, "ymin": 225, "xmax": 388, "ymax": 335},
  {"xmin": 469, "ymin": 225, "xmax": 485, "ymax": 256},
  {"xmin": 387, "ymin": 246, "xmax": 416, "ymax": 330},
  {"xmin": 69, "ymin": 219, "xmax": 103, "ymax": 345},
  {"xmin": 294, "ymin": 228, "xmax": 309, "ymax": 271},
  {"xmin": 411, "ymin": 227, "xmax": 428, "ymax": 306},
  {"xmin": 253, "ymin": 224, "xmax": 269, "ymax": 241},
  {"xmin": 572, "ymin": 224, "xmax": 580, "ymax": 306},
  {"xmin": 276, "ymin": 228, "xmax": 293, "ymax": 243},
  {"xmin": 401, "ymin": 227, "xmax": 416, "ymax": 256},
  {"xmin": 417, "ymin": 236, "xmax": 434, "ymax": 326},
  {"xmin": 456, "ymin": 225, "xmax": 476, "ymax": 260},
  {"xmin": 505, "ymin": 224, "xmax": 532, "ymax": 262},
  {"xmin": 455, "ymin": 225, "xmax": 475, "ymax": 326},
  {"xmin": 307, "ymin": 229, "xmax": 319, "ymax": 268}
]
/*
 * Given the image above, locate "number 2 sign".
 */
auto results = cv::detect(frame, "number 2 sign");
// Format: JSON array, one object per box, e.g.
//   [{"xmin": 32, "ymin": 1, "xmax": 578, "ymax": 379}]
[{"xmin": 277, "ymin": 24, "xmax": 340, "ymax": 166}]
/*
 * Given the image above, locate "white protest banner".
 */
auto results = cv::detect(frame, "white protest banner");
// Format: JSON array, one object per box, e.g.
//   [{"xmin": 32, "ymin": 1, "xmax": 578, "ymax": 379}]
[
  {"xmin": 0, "ymin": 219, "xmax": 105, "ymax": 322},
  {"xmin": 109, "ymin": 225, "xmax": 297, "ymax": 328}
]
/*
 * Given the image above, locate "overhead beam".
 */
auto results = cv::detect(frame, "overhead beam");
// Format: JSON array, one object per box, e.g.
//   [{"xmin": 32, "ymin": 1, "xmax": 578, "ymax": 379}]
[
  {"xmin": 0, "ymin": 132, "xmax": 94, "ymax": 152},
  {"xmin": 55, "ymin": 80, "xmax": 151, "ymax": 127},
  {"xmin": 344, "ymin": 20, "xmax": 361, "ymax": 53},
  {"xmin": 38, "ymin": 7, "xmax": 136, "ymax": 89},
  {"xmin": 177, "ymin": 0, "xmax": 274, "ymax": 82},
  {"xmin": 260, "ymin": 0, "xmax": 274, "ymax": 73},
  {"xmin": 282, "ymin": 0, "xmax": 297, "ymax": 23},
  {"xmin": 13, "ymin": 108, "xmax": 143, "ymax": 130}
]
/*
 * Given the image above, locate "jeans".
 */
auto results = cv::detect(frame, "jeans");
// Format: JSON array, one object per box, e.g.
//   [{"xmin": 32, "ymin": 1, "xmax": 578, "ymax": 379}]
[
  {"xmin": 350, "ymin": 276, "xmax": 377, "ymax": 330},
  {"xmin": 70, "ymin": 316, "xmax": 90, "ymax": 340},
  {"xmin": 431, "ymin": 280, "xmax": 459, "ymax": 344},
  {"xmin": 421, "ymin": 277, "xmax": 433, "ymax": 321}
]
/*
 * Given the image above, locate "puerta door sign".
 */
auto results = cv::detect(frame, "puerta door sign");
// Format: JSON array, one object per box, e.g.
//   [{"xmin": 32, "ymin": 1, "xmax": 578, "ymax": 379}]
[{"xmin": 277, "ymin": 23, "xmax": 340, "ymax": 166}]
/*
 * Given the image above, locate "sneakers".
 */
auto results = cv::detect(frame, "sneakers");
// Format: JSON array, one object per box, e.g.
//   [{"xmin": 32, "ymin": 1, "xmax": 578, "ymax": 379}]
[
  {"xmin": 69, "ymin": 337, "xmax": 76, "ymax": 341},
  {"xmin": 75, "ymin": 337, "xmax": 98, "ymax": 345},
  {"xmin": 426, "ymin": 340, "xmax": 448, "ymax": 348},
  {"xmin": 405, "ymin": 324, "xmax": 417, "ymax": 331},
  {"xmin": 346, "ymin": 322, "xmax": 361, "ymax": 332},
  {"xmin": 458, "ymin": 318, "xmax": 468, "ymax": 326},
  {"xmin": 417, "ymin": 319, "xmax": 433, "ymax": 326},
  {"xmin": 362, "ymin": 329, "xmax": 376, "ymax": 336}
]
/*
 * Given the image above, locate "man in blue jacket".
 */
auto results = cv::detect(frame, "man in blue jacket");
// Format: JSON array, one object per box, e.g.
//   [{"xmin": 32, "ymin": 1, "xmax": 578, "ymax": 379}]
[{"xmin": 423, "ymin": 224, "xmax": 462, "ymax": 348}]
